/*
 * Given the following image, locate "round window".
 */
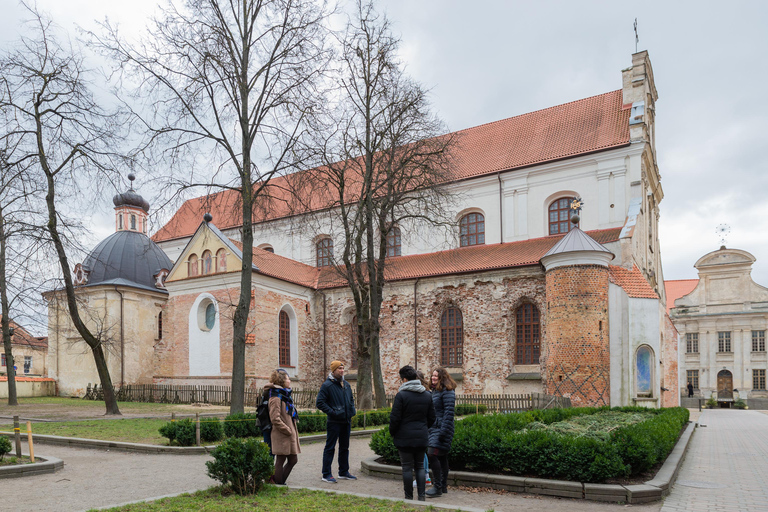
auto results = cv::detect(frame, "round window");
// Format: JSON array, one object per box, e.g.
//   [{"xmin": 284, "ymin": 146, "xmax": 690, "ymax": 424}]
[
  {"xmin": 205, "ymin": 303, "xmax": 216, "ymax": 330},
  {"xmin": 197, "ymin": 298, "xmax": 217, "ymax": 331}
]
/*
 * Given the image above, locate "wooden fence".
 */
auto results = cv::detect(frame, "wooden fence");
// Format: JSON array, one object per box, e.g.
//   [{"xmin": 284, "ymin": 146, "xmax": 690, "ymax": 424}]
[{"xmin": 110, "ymin": 384, "xmax": 570, "ymax": 412}]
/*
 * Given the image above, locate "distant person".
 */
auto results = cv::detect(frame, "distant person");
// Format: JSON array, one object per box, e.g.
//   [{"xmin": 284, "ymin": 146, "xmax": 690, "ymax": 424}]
[
  {"xmin": 316, "ymin": 360, "xmax": 357, "ymax": 483},
  {"xmin": 426, "ymin": 367, "xmax": 457, "ymax": 498},
  {"xmin": 265, "ymin": 369, "xmax": 300, "ymax": 485},
  {"xmin": 687, "ymin": 382, "xmax": 694, "ymax": 397},
  {"xmin": 390, "ymin": 365, "xmax": 435, "ymax": 501}
]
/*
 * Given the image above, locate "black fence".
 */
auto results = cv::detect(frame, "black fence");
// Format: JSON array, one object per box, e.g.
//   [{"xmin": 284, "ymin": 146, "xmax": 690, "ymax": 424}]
[{"xmin": 106, "ymin": 383, "xmax": 570, "ymax": 412}]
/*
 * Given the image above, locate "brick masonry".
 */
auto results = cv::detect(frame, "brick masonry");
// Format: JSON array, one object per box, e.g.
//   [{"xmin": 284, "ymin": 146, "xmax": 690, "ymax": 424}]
[{"xmin": 544, "ymin": 264, "xmax": 610, "ymax": 406}]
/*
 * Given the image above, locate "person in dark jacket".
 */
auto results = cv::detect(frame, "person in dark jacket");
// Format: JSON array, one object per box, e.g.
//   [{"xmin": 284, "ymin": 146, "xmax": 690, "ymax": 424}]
[
  {"xmin": 390, "ymin": 365, "xmax": 436, "ymax": 501},
  {"xmin": 316, "ymin": 360, "xmax": 357, "ymax": 483},
  {"xmin": 426, "ymin": 367, "xmax": 457, "ymax": 498}
]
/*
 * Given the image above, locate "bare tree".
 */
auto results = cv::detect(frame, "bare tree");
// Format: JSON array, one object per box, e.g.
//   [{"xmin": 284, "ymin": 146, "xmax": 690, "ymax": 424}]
[
  {"xmin": 94, "ymin": 0, "xmax": 331, "ymax": 413},
  {"xmin": 0, "ymin": 3, "xmax": 128, "ymax": 415},
  {"xmin": 299, "ymin": 1, "xmax": 454, "ymax": 409}
]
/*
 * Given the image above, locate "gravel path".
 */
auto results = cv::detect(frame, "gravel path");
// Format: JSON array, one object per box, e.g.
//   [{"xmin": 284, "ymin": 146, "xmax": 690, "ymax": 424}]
[{"xmin": 12, "ymin": 437, "xmax": 662, "ymax": 512}]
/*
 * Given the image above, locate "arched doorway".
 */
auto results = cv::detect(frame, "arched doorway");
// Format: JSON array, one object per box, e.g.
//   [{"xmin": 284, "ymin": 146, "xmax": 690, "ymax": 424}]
[{"xmin": 717, "ymin": 370, "xmax": 733, "ymax": 400}]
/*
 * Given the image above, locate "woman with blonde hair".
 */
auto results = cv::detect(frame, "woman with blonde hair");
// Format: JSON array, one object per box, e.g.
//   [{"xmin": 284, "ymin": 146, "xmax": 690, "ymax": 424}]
[
  {"xmin": 264, "ymin": 369, "xmax": 300, "ymax": 485},
  {"xmin": 426, "ymin": 367, "xmax": 456, "ymax": 498}
]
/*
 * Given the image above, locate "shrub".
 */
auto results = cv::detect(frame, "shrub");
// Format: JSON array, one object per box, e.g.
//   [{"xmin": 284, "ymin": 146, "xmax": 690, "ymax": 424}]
[
  {"xmin": 296, "ymin": 412, "xmax": 327, "ymax": 433},
  {"xmin": 224, "ymin": 413, "xmax": 261, "ymax": 439},
  {"xmin": 733, "ymin": 398, "xmax": 747, "ymax": 410},
  {"xmin": 0, "ymin": 436, "xmax": 11, "ymax": 461},
  {"xmin": 369, "ymin": 428, "xmax": 399, "ymax": 464},
  {"xmin": 201, "ymin": 418, "xmax": 224, "ymax": 443},
  {"xmin": 610, "ymin": 407, "xmax": 689, "ymax": 475},
  {"xmin": 206, "ymin": 437, "xmax": 274, "ymax": 495},
  {"xmin": 454, "ymin": 404, "xmax": 487, "ymax": 416},
  {"xmin": 159, "ymin": 419, "xmax": 197, "ymax": 446},
  {"xmin": 706, "ymin": 396, "xmax": 717, "ymax": 409}
]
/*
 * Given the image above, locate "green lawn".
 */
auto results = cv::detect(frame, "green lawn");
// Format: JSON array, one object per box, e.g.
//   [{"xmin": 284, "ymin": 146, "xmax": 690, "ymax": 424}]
[
  {"xmin": 0, "ymin": 418, "xmax": 169, "ymax": 445},
  {"xmin": 93, "ymin": 486, "xmax": 457, "ymax": 512}
]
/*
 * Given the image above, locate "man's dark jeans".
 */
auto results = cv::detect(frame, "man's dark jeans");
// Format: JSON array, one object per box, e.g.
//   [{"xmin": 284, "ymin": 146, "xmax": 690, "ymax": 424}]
[{"xmin": 322, "ymin": 421, "xmax": 351, "ymax": 477}]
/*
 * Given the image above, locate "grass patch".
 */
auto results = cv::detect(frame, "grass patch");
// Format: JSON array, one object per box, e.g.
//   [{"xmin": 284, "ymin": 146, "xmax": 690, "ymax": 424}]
[
  {"xmin": 0, "ymin": 455, "xmax": 32, "ymax": 467},
  {"xmin": 0, "ymin": 419, "xmax": 169, "ymax": 445},
  {"xmin": 93, "ymin": 486, "xmax": 444, "ymax": 511}
]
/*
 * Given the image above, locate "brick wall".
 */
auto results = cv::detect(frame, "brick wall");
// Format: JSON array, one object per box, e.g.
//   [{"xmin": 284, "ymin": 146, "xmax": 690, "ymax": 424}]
[
  {"xmin": 545, "ymin": 264, "xmax": 610, "ymax": 406},
  {"xmin": 661, "ymin": 312, "xmax": 680, "ymax": 407}
]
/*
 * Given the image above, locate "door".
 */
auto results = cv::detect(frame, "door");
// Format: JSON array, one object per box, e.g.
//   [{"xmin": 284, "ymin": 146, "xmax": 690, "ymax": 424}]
[{"xmin": 717, "ymin": 370, "xmax": 733, "ymax": 399}]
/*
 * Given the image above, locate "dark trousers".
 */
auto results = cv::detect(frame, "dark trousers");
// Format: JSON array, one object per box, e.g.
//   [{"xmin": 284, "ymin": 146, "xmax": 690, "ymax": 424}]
[
  {"xmin": 322, "ymin": 421, "xmax": 351, "ymax": 477},
  {"xmin": 399, "ymin": 447, "xmax": 427, "ymax": 499},
  {"xmin": 428, "ymin": 448, "xmax": 449, "ymax": 492}
]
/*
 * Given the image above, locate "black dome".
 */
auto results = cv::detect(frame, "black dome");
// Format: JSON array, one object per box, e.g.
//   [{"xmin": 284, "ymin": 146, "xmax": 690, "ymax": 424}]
[
  {"xmin": 113, "ymin": 189, "xmax": 150, "ymax": 212},
  {"xmin": 82, "ymin": 231, "xmax": 173, "ymax": 292}
]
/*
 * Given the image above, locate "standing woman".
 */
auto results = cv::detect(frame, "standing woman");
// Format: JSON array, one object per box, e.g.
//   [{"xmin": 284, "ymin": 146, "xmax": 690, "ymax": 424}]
[
  {"xmin": 426, "ymin": 367, "xmax": 456, "ymax": 498},
  {"xmin": 390, "ymin": 365, "xmax": 436, "ymax": 501},
  {"xmin": 264, "ymin": 369, "xmax": 300, "ymax": 485}
]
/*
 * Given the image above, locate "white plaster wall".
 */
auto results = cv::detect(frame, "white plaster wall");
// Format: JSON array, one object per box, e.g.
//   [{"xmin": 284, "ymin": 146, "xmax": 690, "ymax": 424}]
[
  {"xmin": 609, "ymin": 282, "xmax": 630, "ymax": 405},
  {"xmin": 188, "ymin": 293, "xmax": 221, "ymax": 376}
]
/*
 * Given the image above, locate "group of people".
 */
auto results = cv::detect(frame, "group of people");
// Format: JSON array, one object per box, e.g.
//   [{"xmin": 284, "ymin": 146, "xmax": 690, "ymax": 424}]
[{"xmin": 259, "ymin": 359, "xmax": 457, "ymax": 502}]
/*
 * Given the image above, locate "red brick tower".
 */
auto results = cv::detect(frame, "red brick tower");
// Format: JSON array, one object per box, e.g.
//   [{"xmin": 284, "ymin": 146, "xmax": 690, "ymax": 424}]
[{"xmin": 540, "ymin": 220, "xmax": 614, "ymax": 407}]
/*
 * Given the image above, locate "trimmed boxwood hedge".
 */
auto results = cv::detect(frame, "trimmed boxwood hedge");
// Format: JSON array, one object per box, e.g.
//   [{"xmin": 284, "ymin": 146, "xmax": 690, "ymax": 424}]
[
  {"xmin": 159, "ymin": 417, "xmax": 224, "ymax": 446},
  {"xmin": 370, "ymin": 406, "xmax": 689, "ymax": 483}
]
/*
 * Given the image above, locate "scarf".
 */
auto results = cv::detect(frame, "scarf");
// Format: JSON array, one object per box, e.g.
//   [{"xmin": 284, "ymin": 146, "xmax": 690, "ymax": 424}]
[
  {"xmin": 270, "ymin": 387, "xmax": 298, "ymax": 420},
  {"xmin": 398, "ymin": 379, "xmax": 426, "ymax": 393}
]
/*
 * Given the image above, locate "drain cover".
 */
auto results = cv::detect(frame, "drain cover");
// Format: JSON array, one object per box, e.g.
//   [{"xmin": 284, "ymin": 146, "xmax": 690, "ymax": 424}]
[{"xmin": 676, "ymin": 480, "xmax": 728, "ymax": 489}]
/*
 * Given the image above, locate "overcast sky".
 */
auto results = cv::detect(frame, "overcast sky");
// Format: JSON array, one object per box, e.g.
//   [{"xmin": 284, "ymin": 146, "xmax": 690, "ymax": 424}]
[{"xmin": 3, "ymin": 0, "xmax": 768, "ymax": 287}]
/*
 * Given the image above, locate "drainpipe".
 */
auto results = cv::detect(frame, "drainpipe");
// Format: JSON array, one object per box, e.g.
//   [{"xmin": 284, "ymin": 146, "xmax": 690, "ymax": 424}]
[
  {"xmin": 114, "ymin": 285, "xmax": 125, "ymax": 387},
  {"xmin": 413, "ymin": 278, "xmax": 420, "ymax": 369},
  {"xmin": 320, "ymin": 291, "xmax": 327, "ymax": 373},
  {"xmin": 498, "ymin": 172, "xmax": 504, "ymax": 243}
]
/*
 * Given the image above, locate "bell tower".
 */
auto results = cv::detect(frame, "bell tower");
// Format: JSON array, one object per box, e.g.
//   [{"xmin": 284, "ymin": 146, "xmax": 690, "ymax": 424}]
[{"xmin": 113, "ymin": 173, "xmax": 150, "ymax": 234}]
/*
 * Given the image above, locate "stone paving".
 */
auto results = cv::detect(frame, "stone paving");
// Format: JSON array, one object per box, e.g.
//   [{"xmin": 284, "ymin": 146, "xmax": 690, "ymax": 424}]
[{"xmin": 661, "ymin": 409, "xmax": 768, "ymax": 512}]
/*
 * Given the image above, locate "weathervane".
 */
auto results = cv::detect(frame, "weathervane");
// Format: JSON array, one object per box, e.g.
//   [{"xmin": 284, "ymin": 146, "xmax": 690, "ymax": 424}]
[
  {"xmin": 570, "ymin": 197, "xmax": 584, "ymax": 225},
  {"xmin": 634, "ymin": 18, "xmax": 639, "ymax": 53},
  {"xmin": 716, "ymin": 224, "xmax": 730, "ymax": 248}
]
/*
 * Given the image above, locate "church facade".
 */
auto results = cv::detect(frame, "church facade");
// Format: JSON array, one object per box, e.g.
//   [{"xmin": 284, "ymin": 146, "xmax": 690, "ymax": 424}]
[{"xmin": 49, "ymin": 51, "xmax": 679, "ymax": 407}]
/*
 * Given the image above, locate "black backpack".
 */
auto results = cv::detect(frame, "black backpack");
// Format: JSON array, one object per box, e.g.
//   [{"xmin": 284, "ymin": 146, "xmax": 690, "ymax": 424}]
[{"xmin": 257, "ymin": 392, "xmax": 272, "ymax": 431}]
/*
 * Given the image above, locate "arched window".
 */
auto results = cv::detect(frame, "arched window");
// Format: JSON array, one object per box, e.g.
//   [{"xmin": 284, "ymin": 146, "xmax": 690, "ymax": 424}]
[
  {"xmin": 157, "ymin": 311, "xmax": 163, "ymax": 340},
  {"xmin": 202, "ymin": 250, "xmax": 213, "ymax": 274},
  {"xmin": 635, "ymin": 346, "xmax": 653, "ymax": 397},
  {"xmin": 460, "ymin": 213, "xmax": 485, "ymax": 247},
  {"xmin": 515, "ymin": 303, "xmax": 540, "ymax": 365},
  {"xmin": 130, "ymin": 214, "xmax": 136, "ymax": 230},
  {"xmin": 259, "ymin": 244, "xmax": 275, "ymax": 253},
  {"xmin": 548, "ymin": 197, "xmax": 578, "ymax": 235},
  {"xmin": 386, "ymin": 227, "xmax": 401, "ymax": 257},
  {"xmin": 279, "ymin": 310, "xmax": 291, "ymax": 366},
  {"xmin": 350, "ymin": 315, "xmax": 358, "ymax": 369},
  {"xmin": 188, "ymin": 254, "xmax": 199, "ymax": 277},
  {"xmin": 216, "ymin": 249, "xmax": 227, "ymax": 272},
  {"xmin": 316, "ymin": 238, "xmax": 333, "ymax": 267},
  {"xmin": 204, "ymin": 303, "xmax": 216, "ymax": 330},
  {"xmin": 118, "ymin": 215, "xmax": 123, "ymax": 230},
  {"xmin": 440, "ymin": 307, "xmax": 463, "ymax": 366}
]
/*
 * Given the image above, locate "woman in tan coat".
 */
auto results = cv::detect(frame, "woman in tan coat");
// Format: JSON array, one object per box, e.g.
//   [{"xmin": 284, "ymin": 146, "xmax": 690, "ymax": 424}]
[{"xmin": 265, "ymin": 369, "xmax": 300, "ymax": 484}]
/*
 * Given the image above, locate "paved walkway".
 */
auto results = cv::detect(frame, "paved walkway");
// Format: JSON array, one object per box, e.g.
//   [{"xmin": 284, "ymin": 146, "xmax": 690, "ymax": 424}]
[{"xmin": 661, "ymin": 409, "xmax": 768, "ymax": 512}]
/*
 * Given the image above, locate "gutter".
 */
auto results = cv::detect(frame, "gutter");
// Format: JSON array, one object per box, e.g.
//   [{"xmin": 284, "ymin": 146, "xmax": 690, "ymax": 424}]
[
  {"xmin": 114, "ymin": 285, "xmax": 125, "ymax": 386},
  {"xmin": 413, "ymin": 278, "xmax": 420, "ymax": 369}
]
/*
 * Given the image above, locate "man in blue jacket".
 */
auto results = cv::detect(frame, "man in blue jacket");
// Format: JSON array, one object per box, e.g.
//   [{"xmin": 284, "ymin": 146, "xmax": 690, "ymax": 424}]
[{"xmin": 316, "ymin": 360, "xmax": 357, "ymax": 483}]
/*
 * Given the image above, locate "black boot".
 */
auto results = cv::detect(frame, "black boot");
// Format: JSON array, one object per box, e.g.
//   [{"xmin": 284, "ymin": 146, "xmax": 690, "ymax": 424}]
[{"xmin": 426, "ymin": 487, "xmax": 442, "ymax": 498}]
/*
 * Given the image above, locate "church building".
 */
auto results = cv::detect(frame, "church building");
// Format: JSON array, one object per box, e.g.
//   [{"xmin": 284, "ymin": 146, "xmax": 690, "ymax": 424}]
[{"xmin": 48, "ymin": 51, "xmax": 679, "ymax": 408}]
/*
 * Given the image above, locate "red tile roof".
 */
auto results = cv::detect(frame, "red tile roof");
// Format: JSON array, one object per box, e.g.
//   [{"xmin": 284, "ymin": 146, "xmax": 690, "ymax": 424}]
[
  {"xmin": 153, "ymin": 91, "xmax": 630, "ymax": 243},
  {"xmin": 225, "ymin": 228, "xmax": 622, "ymax": 290},
  {"xmin": 664, "ymin": 279, "xmax": 699, "ymax": 314},
  {"xmin": 608, "ymin": 265, "xmax": 658, "ymax": 299},
  {"xmin": 0, "ymin": 318, "xmax": 47, "ymax": 349}
]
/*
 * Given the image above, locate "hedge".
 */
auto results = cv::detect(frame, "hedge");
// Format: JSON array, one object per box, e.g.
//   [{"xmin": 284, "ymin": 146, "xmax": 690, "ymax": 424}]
[
  {"xmin": 159, "ymin": 417, "xmax": 224, "ymax": 446},
  {"xmin": 370, "ymin": 406, "xmax": 689, "ymax": 483}
]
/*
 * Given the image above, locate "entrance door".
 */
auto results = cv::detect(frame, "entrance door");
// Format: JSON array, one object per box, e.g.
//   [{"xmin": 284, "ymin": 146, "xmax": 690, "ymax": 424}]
[{"xmin": 717, "ymin": 370, "xmax": 733, "ymax": 399}]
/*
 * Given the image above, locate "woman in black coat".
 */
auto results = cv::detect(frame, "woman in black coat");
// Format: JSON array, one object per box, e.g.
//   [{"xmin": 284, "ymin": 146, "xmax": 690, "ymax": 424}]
[
  {"xmin": 389, "ymin": 365, "xmax": 436, "ymax": 501},
  {"xmin": 426, "ymin": 367, "xmax": 456, "ymax": 498}
]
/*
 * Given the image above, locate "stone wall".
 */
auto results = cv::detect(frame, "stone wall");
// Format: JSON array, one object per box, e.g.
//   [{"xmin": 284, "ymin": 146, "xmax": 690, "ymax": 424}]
[{"xmin": 661, "ymin": 312, "xmax": 680, "ymax": 407}]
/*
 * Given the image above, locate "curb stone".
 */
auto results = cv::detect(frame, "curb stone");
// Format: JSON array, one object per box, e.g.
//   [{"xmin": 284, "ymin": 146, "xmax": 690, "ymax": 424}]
[
  {"xmin": 0, "ymin": 454, "xmax": 64, "ymax": 479},
  {"xmin": 362, "ymin": 420, "xmax": 698, "ymax": 504},
  {"xmin": 0, "ymin": 427, "xmax": 380, "ymax": 455}
]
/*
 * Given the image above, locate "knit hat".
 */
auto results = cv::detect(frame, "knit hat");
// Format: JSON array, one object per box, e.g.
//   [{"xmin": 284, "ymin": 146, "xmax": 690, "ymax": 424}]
[{"xmin": 330, "ymin": 360, "xmax": 343, "ymax": 372}]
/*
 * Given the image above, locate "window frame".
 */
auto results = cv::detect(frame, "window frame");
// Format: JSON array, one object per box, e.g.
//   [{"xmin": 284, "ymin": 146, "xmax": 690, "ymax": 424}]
[
  {"xmin": 686, "ymin": 369, "xmax": 699, "ymax": 390},
  {"xmin": 23, "ymin": 355, "xmax": 32, "ymax": 374},
  {"xmin": 515, "ymin": 303, "xmax": 540, "ymax": 365},
  {"xmin": 279, "ymin": 310, "xmax": 291, "ymax": 367},
  {"xmin": 635, "ymin": 345, "xmax": 654, "ymax": 398},
  {"xmin": 718, "ymin": 331, "xmax": 732, "ymax": 353},
  {"xmin": 459, "ymin": 212, "xmax": 485, "ymax": 247},
  {"xmin": 316, "ymin": 238, "xmax": 333, "ymax": 268},
  {"xmin": 440, "ymin": 307, "xmax": 464, "ymax": 367},
  {"xmin": 686, "ymin": 332, "xmax": 699, "ymax": 354},
  {"xmin": 753, "ymin": 369, "xmax": 766, "ymax": 391},
  {"xmin": 752, "ymin": 330, "xmax": 766, "ymax": 352},
  {"xmin": 548, "ymin": 197, "xmax": 578, "ymax": 235},
  {"xmin": 386, "ymin": 227, "xmax": 402, "ymax": 257}
]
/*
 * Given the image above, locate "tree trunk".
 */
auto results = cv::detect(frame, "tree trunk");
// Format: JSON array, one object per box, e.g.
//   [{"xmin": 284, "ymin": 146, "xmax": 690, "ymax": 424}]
[
  {"xmin": 370, "ymin": 325, "xmax": 387, "ymax": 409},
  {"xmin": 355, "ymin": 332, "xmax": 374, "ymax": 410},
  {"xmin": 0, "ymin": 206, "xmax": 18, "ymax": 406}
]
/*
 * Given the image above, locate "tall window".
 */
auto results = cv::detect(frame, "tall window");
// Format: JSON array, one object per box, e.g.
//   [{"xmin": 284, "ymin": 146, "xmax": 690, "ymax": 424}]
[
  {"xmin": 754, "ymin": 369, "xmax": 767, "ymax": 390},
  {"xmin": 188, "ymin": 254, "xmax": 199, "ymax": 277},
  {"xmin": 687, "ymin": 370, "xmax": 699, "ymax": 389},
  {"xmin": 350, "ymin": 315, "xmax": 358, "ymax": 369},
  {"xmin": 440, "ymin": 307, "xmax": 463, "ymax": 366},
  {"xmin": 202, "ymin": 250, "xmax": 213, "ymax": 274},
  {"xmin": 279, "ymin": 311, "xmax": 291, "ymax": 366},
  {"xmin": 23, "ymin": 356, "xmax": 32, "ymax": 374},
  {"xmin": 316, "ymin": 238, "xmax": 333, "ymax": 267},
  {"xmin": 718, "ymin": 331, "xmax": 732, "ymax": 352},
  {"xmin": 753, "ymin": 330, "xmax": 766, "ymax": 352},
  {"xmin": 216, "ymin": 249, "xmax": 227, "ymax": 272},
  {"xmin": 130, "ymin": 215, "xmax": 136, "ymax": 230},
  {"xmin": 158, "ymin": 312, "xmax": 163, "ymax": 340},
  {"xmin": 386, "ymin": 227, "xmax": 401, "ymax": 257},
  {"xmin": 515, "ymin": 303, "xmax": 540, "ymax": 365},
  {"xmin": 1, "ymin": 353, "xmax": 5, "ymax": 366},
  {"xmin": 118, "ymin": 215, "xmax": 123, "ymax": 230},
  {"xmin": 548, "ymin": 197, "xmax": 577, "ymax": 235},
  {"xmin": 686, "ymin": 333, "xmax": 699, "ymax": 353},
  {"xmin": 460, "ymin": 213, "xmax": 485, "ymax": 247},
  {"xmin": 635, "ymin": 346, "xmax": 653, "ymax": 397}
]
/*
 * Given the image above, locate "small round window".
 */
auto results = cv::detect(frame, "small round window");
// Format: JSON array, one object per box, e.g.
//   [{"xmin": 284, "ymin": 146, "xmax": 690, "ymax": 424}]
[{"xmin": 197, "ymin": 298, "xmax": 217, "ymax": 331}]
